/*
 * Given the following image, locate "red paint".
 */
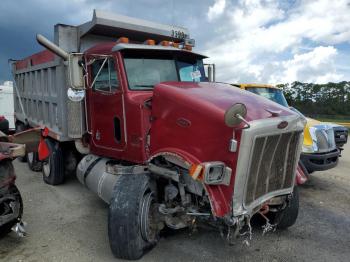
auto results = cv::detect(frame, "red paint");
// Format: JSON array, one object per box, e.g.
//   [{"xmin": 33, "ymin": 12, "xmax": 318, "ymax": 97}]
[
  {"xmin": 149, "ymin": 82, "xmax": 293, "ymax": 217},
  {"xmin": 38, "ymin": 138, "xmax": 50, "ymax": 160},
  {"xmin": 296, "ymin": 163, "xmax": 308, "ymax": 185},
  {"xmin": 42, "ymin": 127, "xmax": 49, "ymax": 137},
  {"xmin": 15, "ymin": 50, "xmax": 55, "ymax": 70}
]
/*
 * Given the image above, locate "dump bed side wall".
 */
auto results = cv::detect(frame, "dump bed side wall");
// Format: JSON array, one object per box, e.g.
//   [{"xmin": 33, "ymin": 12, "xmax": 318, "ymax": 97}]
[
  {"xmin": 13, "ymin": 58, "xmax": 70, "ymax": 140},
  {"xmin": 13, "ymin": 25, "xmax": 85, "ymax": 141}
]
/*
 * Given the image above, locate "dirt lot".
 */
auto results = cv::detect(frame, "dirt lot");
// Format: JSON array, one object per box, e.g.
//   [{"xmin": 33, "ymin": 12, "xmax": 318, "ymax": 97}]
[{"xmin": 1, "ymin": 143, "xmax": 349, "ymax": 262}]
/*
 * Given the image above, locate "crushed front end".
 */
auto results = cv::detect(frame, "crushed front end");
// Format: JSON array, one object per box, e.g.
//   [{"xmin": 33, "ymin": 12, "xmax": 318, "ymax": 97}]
[
  {"xmin": 227, "ymin": 114, "xmax": 304, "ymax": 238},
  {"xmin": 148, "ymin": 82, "xmax": 306, "ymax": 241}
]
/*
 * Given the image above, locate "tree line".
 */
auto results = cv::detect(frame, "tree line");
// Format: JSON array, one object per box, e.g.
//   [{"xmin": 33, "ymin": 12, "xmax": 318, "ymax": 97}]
[{"xmin": 276, "ymin": 81, "xmax": 350, "ymax": 119}]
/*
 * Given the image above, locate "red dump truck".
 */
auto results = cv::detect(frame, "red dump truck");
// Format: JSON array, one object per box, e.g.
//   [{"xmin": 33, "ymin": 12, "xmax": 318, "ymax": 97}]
[{"xmin": 11, "ymin": 10, "xmax": 306, "ymax": 260}]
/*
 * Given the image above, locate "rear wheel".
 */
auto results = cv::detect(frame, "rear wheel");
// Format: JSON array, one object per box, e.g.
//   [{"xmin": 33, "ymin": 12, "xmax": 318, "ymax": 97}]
[
  {"xmin": 27, "ymin": 152, "xmax": 42, "ymax": 172},
  {"xmin": 15, "ymin": 122, "xmax": 27, "ymax": 162},
  {"xmin": 42, "ymin": 139, "xmax": 65, "ymax": 185},
  {"xmin": 108, "ymin": 174, "xmax": 160, "ymax": 260}
]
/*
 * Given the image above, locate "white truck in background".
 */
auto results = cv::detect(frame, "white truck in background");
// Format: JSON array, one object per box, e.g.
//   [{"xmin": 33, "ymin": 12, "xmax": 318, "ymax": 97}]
[{"xmin": 0, "ymin": 81, "xmax": 15, "ymax": 129}]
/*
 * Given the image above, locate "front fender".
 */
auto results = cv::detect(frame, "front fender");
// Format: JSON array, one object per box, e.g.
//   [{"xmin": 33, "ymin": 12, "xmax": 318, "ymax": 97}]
[{"xmin": 149, "ymin": 147, "xmax": 233, "ymax": 218}]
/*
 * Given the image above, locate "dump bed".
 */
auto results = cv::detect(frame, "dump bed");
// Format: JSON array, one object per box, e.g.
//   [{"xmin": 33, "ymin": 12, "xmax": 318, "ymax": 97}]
[{"xmin": 12, "ymin": 10, "xmax": 190, "ymax": 141}]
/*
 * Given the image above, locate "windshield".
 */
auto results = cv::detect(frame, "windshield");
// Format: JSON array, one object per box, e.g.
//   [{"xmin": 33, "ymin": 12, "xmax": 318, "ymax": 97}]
[
  {"xmin": 123, "ymin": 50, "xmax": 207, "ymax": 90},
  {"xmin": 246, "ymin": 87, "xmax": 289, "ymax": 107}
]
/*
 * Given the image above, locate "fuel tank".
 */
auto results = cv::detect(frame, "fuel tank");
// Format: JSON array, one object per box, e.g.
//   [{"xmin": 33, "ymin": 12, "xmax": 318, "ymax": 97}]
[{"xmin": 76, "ymin": 155, "xmax": 119, "ymax": 203}]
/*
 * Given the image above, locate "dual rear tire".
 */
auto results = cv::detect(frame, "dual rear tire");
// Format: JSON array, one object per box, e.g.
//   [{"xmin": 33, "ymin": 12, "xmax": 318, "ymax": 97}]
[
  {"xmin": 27, "ymin": 152, "xmax": 42, "ymax": 172},
  {"xmin": 42, "ymin": 139, "xmax": 65, "ymax": 185}
]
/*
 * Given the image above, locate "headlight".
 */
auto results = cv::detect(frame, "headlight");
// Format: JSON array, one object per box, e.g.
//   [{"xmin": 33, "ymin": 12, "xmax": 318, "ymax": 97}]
[
  {"xmin": 304, "ymin": 125, "xmax": 337, "ymax": 154},
  {"xmin": 203, "ymin": 162, "xmax": 232, "ymax": 186},
  {"xmin": 302, "ymin": 144, "xmax": 316, "ymax": 153}
]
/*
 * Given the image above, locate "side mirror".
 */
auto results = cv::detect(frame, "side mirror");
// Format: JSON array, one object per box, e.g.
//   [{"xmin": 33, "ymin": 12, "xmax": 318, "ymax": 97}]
[
  {"xmin": 224, "ymin": 103, "xmax": 249, "ymax": 128},
  {"xmin": 68, "ymin": 53, "xmax": 84, "ymax": 90}
]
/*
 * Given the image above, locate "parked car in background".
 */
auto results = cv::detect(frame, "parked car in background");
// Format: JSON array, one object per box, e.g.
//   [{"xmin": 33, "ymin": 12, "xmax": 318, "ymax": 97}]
[
  {"xmin": 323, "ymin": 123, "xmax": 348, "ymax": 153},
  {"xmin": 233, "ymin": 84, "xmax": 342, "ymax": 174}
]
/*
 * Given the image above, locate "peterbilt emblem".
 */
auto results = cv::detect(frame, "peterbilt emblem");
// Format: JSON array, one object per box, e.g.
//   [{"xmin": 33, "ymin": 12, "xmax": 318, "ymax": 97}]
[
  {"xmin": 278, "ymin": 121, "xmax": 288, "ymax": 129},
  {"xmin": 176, "ymin": 118, "xmax": 191, "ymax": 128}
]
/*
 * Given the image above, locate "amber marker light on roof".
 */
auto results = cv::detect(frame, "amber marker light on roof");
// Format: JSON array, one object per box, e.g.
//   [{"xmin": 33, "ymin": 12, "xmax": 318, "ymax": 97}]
[{"xmin": 116, "ymin": 37, "xmax": 129, "ymax": 44}]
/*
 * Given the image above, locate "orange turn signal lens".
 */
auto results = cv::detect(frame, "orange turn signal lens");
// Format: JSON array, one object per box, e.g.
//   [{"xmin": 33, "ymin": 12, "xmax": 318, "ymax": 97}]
[{"xmin": 189, "ymin": 164, "xmax": 204, "ymax": 181}]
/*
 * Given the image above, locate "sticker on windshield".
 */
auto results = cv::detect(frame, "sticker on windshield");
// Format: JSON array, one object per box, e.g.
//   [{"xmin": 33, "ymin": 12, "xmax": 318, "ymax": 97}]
[{"xmin": 191, "ymin": 70, "xmax": 201, "ymax": 80}]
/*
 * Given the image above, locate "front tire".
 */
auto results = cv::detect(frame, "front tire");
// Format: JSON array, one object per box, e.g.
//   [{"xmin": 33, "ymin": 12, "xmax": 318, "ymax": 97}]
[
  {"xmin": 274, "ymin": 186, "xmax": 299, "ymax": 229},
  {"xmin": 108, "ymin": 174, "xmax": 160, "ymax": 260},
  {"xmin": 42, "ymin": 139, "xmax": 64, "ymax": 185}
]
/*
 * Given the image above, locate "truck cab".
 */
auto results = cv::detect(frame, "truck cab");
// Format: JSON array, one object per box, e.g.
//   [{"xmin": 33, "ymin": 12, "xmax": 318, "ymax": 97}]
[
  {"xmin": 234, "ymin": 84, "xmax": 340, "ymax": 174},
  {"xmin": 12, "ymin": 10, "xmax": 306, "ymax": 260}
]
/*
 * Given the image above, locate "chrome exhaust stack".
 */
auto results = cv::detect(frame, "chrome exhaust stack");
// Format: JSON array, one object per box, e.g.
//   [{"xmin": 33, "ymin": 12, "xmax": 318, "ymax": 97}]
[{"xmin": 36, "ymin": 34, "xmax": 69, "ymax": 61}]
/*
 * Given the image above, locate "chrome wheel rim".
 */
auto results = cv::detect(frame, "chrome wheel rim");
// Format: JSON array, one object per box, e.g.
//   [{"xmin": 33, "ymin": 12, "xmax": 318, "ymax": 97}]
[
  {"xmin": 140, "ymin": 192, "xmax": 157, "ymax": 243},
  {"xmin": 27, "ymin": 152, "xmax": 34, "ymax": 164}
]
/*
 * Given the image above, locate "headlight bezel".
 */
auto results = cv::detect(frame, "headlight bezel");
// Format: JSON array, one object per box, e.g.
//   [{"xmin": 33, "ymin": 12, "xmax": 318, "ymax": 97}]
[{"xmin": 202, "ymin": 161, "xmax": 232, "ymax": 186}]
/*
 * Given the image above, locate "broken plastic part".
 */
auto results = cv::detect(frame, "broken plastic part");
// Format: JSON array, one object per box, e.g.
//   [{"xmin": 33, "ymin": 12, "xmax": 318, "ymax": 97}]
[{"xmin": 11, "ymin": 220, "xmax": 26, "ymax": 237}]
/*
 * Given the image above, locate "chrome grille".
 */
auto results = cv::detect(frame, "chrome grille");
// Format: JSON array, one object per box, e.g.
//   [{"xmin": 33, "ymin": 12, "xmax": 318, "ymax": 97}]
[{"xmin": 245, "ymin": 131, "xmax": 301, "ymax": 206}]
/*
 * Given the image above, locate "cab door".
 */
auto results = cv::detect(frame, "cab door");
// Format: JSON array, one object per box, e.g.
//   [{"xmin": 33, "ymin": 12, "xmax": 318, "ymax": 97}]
[{"xmin": 88, "ymin": 55, "xmax": 126, "ymax": 153}]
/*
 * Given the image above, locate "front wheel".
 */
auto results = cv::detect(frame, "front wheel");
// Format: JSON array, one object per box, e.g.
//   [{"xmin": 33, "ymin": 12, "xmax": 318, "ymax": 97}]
[
  {"xmin": 273, "ymin": 186, "xmax": 299, "ymax": 229},
  {"xmin": 108, "ymin": 174, "xmax": 160, "ymax": 260}
]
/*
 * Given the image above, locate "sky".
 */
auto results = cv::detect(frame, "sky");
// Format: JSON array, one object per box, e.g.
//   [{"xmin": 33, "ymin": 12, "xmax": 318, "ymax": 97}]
[{"xmin": 0, "ymin": 0, "xmax": 349, "ymax": 84}]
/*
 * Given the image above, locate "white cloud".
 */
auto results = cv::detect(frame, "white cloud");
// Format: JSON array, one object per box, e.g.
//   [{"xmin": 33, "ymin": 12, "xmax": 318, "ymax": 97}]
[
  {"xmin": 270, "ymin": 46, "xmax": 343, "ymax": 84},
  {"xmin": 207, "ymin": 0, "xmax": 226, "ymax": 21},
  {"xmin": 203, "ymin": 0, "xmax": 350, "ymax": 84}
]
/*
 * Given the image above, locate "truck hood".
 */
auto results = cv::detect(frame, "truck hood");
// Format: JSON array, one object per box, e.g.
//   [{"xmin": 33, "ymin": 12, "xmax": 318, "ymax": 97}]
[{"xmin": 152, "ymin": 82, "xmax": 294, "ymax": 122}]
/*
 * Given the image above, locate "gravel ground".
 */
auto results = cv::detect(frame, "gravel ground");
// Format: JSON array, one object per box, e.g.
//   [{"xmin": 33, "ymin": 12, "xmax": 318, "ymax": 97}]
[{"xmin": 1, "ymin": 143, "xmax": 349, "ymax": 262}]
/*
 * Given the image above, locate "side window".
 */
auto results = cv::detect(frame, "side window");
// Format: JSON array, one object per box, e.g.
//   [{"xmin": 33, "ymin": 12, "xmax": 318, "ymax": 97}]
[{"xmin": 91, "ymin": 58, "xmax": 119, "ymax": 92}]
